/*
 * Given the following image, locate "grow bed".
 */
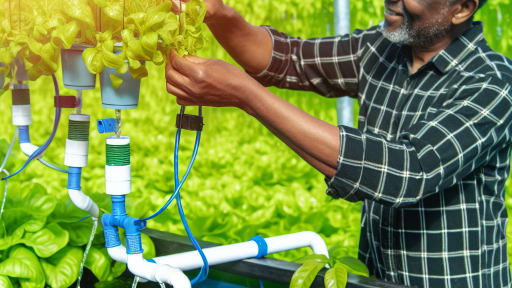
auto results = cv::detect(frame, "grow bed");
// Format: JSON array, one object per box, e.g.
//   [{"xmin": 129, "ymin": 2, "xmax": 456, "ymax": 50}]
[{"xmin": 76, "ymin": 229, "xmax": 414, "ymax": 288}]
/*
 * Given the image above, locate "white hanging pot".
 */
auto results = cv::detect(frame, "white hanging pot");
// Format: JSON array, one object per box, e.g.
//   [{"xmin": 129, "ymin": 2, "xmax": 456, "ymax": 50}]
[
  {"xmin": 61, "ymin": 44, "xmax": 96, "ymax": 90},
  {"xmin": 99, "ymin": 44, "xmax": 143, "ymax": 110}
]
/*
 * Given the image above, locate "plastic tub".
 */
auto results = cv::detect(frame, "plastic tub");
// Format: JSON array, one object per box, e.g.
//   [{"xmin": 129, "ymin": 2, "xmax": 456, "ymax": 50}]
[
  {"xmin": 99, "ymin": 47, "xmax": 143, "ymax": 110},
  {"xmin": 62, "ymin": 44, "xmax": 96, "ymax": 90}
]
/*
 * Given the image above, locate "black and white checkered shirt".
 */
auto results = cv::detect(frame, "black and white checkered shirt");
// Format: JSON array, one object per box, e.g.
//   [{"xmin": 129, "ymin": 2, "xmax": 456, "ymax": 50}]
[{"xmin": 250, "ymin": 22, "xmax": 512, "ymax": 287}]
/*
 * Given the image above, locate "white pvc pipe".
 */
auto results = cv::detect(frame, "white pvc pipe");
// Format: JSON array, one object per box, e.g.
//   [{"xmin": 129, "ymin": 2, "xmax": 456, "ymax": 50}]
[
  {"xmin": 107, "ymin": 245, "xmax": 127, "ymax": 263},
  {"xmin": 153, "ymin": 231, "xmax": 329, "ymax": 271},
  {"xmin": 126, "ymin": 253, "xmax": 191, "ymax": 288},
  {"xmin": 68, "ymin": 189, "xmax": 99, "ymax": 218}
]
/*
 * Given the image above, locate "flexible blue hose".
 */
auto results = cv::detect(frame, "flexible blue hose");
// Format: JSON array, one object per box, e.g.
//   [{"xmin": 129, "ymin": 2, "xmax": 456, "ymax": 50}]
[
  {"xmin": 2, "ymin": 74, "xmax": 62, "ymax": 180},
  {"xmin": 136, "ymin": 130, "xmax": 201, "ymax": 223},
  {"xmin": 173, "ymin": 128, "xmax": 208, "ymax": 284}
]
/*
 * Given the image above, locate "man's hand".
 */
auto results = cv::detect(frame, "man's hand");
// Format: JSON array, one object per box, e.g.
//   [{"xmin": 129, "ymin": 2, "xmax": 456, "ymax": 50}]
[
  {"xmin": 170, "ymin": 0, "xmax": 227, "ymax": 24},
  {"xmin": 165, "ymin": 50, "xmax": 259, "ymax": 110}
]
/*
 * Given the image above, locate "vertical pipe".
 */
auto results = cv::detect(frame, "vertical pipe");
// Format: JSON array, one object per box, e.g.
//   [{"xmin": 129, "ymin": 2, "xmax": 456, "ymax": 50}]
[{"xmin": 334, "ymin": 0, "xmax": 354, "ymax": 128}]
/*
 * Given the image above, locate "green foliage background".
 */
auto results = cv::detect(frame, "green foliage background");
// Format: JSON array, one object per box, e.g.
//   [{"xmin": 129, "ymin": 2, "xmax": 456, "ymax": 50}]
[{"xmin": 0, "ymin": 0, "xmax": 511, "ymax": 278}]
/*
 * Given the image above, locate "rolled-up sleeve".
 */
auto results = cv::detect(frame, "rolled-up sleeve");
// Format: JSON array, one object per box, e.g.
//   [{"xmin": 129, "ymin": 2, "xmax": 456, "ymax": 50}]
[
  {"xmin": 326, "ymin": 77, "xmax": 512, "ymax": 208},
  {"xmin": 248, "ymin": 26, "xmax": 382, "ymax": 98}
]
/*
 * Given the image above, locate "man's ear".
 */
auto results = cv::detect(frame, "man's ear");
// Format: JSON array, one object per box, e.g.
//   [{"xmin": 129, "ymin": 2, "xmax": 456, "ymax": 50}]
[{"xmin": 452, "ymin": 0, "xmax": 479, "ymax": 25}]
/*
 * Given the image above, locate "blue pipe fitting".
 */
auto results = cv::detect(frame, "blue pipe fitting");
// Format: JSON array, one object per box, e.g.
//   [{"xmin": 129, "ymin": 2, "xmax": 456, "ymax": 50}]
[
  {"xmin": 67, "ymin": 167, "xmax": 82, "ymax": 190},
  {"xmin": 112, "ymin": 195, "xmax": 127, "ymax": 216},
  {"xmin": 102, "ymin": 214, "xmax": 122, "ymax": 248},
  {"xmin": 102, "ymin": 196, "xmax": 147, "ymax": 254},
  {"xmin": 18, "ymin": 126, "xmax": 30, "ymax": 144},
  {"xmin": 249, "ymin": 235, "xmax": 268, "ymax": 259},
  {"xmin": 97, "ymin": 118, "xmax": 116, "ymax": 134}
]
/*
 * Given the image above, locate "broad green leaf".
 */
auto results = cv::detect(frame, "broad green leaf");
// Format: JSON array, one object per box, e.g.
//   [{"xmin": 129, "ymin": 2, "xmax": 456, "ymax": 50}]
[
  {"xmin": 48, "ymin": 201, "xmax": 92, "ymax": 246},
  {"xmin": 85, "ymin": 246, "xmax": 113, "ymax": 282},
  {"xmin": 324, "ymin": 265, "xmax": 348, "ymax": 288},
  {"xmin": 335, "ymin": 257, "xmax": 369, "ymax": 277},
  {"xmin": 0, "ymin": 245, "xmax": 45, "ymax": 288},
  {"xmin": 290, "ymin": 261, "xmax": 325, "ymax": 288},
  {"xmin": 19, "ymin": 223, "xmax": 69, "ymax": 258},
  {"xmin": 40, "ymin": 246, "xmax": 83, "ymax": 288},
  {"xmin": 295, "ymin": 254, "xmax": 329, "ymax": 264},
  {"xmin": 0, "ymin": 275, "xmax": 13, "ymax": 288}
]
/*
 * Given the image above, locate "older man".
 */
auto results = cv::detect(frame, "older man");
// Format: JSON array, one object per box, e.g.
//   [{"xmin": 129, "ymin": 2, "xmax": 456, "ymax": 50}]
[{"xmin": 166, "ymin": 0, "xmax": 512, "ymax": 286}]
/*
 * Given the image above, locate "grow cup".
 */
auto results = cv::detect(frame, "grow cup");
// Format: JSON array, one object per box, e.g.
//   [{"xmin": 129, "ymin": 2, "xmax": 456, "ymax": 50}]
[
  {"xmin": 62, "ymin": 44, "xmax": 96, "ymax": 90},
  {"xmin": 99, "ymin": 44, "xmax": 143, "ymax": 110}
]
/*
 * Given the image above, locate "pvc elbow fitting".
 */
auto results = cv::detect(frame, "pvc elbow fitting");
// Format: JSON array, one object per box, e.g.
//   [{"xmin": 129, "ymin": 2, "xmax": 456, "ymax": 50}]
[
  {"xmin": 97, "ymin": 118, "xmax": 116, "ymax": 134},
  {"xmin": 155, "ymin": 265, "xmax": 191, "ymax": 288},
  {"xmin": 20, "ymin": 143, "xmax": 44, "ymax": 160},
  {"xmin": 127, "ymin": 254, "xmax": 158, "ymax": 282},
  {"xmin": 68, "ymin": 189, "xmax": 99, "ymax": 218},
  {"xmin": 107, "ymin": 246, "xmax": 127, "ymax": 263}
]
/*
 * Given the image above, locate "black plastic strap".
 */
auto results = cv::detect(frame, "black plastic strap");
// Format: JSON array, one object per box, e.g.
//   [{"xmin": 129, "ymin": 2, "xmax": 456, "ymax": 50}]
[{"xmin": 175, "ymin": 114, "xmax": 204, "ymax": 131}]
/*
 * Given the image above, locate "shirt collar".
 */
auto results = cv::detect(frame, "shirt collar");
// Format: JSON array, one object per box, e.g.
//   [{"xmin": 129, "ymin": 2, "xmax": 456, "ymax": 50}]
[{"xmin": 431, "ymin": 22, "xmax": 487, "ymax": 74}]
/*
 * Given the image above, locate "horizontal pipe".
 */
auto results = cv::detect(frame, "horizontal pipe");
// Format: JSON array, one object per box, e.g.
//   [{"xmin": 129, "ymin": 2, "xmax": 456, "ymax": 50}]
[{"xmin": 153, "ymin": 232, "xmax": 329, "ymax": 271}]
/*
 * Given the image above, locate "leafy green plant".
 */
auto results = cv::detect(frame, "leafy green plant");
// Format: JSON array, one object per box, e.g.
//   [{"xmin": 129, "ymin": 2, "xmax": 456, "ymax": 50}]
[
  {"xmin": 290, "ymin": 246, "xmax": 369, "ymax": 288},
  {"xmin": 0, "ymin": 156, "xmax": 155, "ymax": 287}
]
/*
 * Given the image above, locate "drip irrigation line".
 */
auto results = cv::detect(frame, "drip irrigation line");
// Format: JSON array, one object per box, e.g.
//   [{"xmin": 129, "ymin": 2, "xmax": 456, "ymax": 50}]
[{"xmin": 2, "ymin": 74, "xmax": 62, "ymax": 180}]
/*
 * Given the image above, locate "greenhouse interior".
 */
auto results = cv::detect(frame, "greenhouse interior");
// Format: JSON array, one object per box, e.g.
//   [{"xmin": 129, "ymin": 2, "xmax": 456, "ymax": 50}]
[{"xmin": 0, "ymin": 0, "xmax": 511, "ymax": 287}]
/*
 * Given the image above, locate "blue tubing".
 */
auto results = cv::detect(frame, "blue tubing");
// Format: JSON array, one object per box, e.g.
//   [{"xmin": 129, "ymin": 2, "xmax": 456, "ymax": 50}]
[{"xmin": 2, "ymin": 75, "xmax": 62, "ymax": 181}]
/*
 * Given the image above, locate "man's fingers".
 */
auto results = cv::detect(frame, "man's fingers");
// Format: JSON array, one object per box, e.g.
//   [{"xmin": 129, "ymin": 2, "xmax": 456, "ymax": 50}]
[
  {"xmin": 169, "ymin": 49, "xmax": 202, "ymax": 77},
  {"xmin": 165, "ymin": 60, "xmax": 189, "ymax": 86}
]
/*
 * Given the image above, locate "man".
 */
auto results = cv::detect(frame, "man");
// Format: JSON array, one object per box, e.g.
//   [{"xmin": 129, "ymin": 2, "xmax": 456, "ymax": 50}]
[{"xmin": 166, "ymin": 0, "xmax": 512, "ymax": 286}]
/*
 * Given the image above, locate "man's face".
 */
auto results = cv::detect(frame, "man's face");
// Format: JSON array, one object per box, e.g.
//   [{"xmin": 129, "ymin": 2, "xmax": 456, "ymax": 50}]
[{"xmin": 382, "ymin": 0, "xmax": 455, "ymax": 49}]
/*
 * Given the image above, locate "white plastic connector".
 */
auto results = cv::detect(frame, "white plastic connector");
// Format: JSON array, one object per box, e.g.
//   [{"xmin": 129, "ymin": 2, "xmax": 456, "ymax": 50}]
[
  {"xmin": 106, "ymin": 136, "xmax": 130, "ymax": 146},
  {"xmin": 107, "ymin": 245, "xmax": 128, "ymax": 263},
  {"xmin": 12, "ymin": 105, "xmax": 32, "ymax": 126},
  {"xmin": 155, "ymin": 265, "xmax": 191, "ymax": 288},
  {"xmin": 127, "ymin": 254, "xmax": 158, "ymax": 282},
  {"xmin": 68, "ymin": 189, "xmax": 99, "ymax": 218},
  {"xmin": 64, "ymin": 139, "xmax": 89, "ymax": 167},
  {"xmin": 105, "ymin": 180, "xmax": 131, "ymax": 195},
  {"xmin": 105, "ymin": 165, "xmax": 131, "ymax": 181},
  {"xmin": 125, "ymin": 254, "xmax": 191, "ymax": 288},
  {"xmin": 69, "ymin": 114, "xmax": 90, "ymax": 122},
  {"xmin": 20, "ymin": 143, "xmax": 44, "ymax": 160}
]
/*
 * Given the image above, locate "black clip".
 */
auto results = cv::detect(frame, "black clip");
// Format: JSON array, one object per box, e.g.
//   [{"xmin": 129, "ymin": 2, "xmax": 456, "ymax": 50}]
[{"xmin": 175, "ymin": 114, "xmax": 204, "ymax": 131}]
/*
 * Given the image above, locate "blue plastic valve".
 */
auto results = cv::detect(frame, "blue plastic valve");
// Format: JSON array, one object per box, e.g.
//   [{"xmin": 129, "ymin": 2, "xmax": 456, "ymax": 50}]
[{"xmin": 97, "ymin": 118, "xmax": 116, "ymax": 134}]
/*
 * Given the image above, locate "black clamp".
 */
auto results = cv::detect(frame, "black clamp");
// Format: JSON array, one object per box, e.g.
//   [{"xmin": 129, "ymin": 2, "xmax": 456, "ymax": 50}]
[{"xmin": 175, "ymin": 114, "xmax": 204, "ymax": 131}]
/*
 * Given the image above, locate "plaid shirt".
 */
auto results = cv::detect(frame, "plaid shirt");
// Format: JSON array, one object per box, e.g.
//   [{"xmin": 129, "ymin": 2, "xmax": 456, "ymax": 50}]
[{"xmin": 249, "ymin": 22, "xmax": 512, "ymax": 287}]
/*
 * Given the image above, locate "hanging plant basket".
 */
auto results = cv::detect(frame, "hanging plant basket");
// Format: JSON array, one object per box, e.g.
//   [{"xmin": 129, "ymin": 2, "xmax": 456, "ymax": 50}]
[
  {"xmin": 61, "ymin": 44, "xmax": 96, "ymax": 90},
  {"xmin": 99, "ymin": 44, "xmax": 144, "ymax": 110}
]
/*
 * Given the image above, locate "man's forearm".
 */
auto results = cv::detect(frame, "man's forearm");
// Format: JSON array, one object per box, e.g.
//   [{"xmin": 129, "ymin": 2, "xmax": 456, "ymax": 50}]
[
  {"xmin": 207, "ymin": 6, "xmax": 272, "ymax": 74},
  {"xmin": 241, "ymin": 83, "xmax": 340, "ymax": 178}
]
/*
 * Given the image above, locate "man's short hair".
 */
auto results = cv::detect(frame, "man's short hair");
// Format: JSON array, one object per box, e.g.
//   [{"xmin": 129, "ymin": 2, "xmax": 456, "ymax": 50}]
[{"xmin": 451, "ymin": 0, "xmax": 488, "ymax": 11}]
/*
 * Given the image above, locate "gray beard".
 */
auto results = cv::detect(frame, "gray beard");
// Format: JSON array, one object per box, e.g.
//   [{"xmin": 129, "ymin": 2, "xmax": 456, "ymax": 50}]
[{"xmin": 380, "ymin": 10, "xmax": 451, "ymax": 49}]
